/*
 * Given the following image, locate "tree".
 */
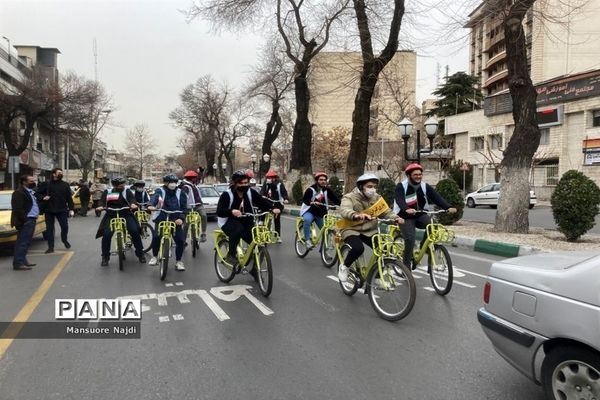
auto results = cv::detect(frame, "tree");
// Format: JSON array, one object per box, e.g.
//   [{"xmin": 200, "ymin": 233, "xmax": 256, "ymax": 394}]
[
  {"xmin": 245, "ymin": 38, "xmax": 294, "ymax": 178},
  {"xmin": 125, "ymin": 124, "xmax": 156, "ymax": 179},
  {"xmin": 187, "ymin": 0, "xmax": 350, "ymax": 174},
  {"xmin": 446, "ymin": 160, "xmax": 473, "ymax": 193},
  {"xmin": 312, "ymin": 126, "xmax": 350, "ymax": 174},
  {"xmin": 59, "ymin": 72, "xmax": 115, "ymax": 182},
  {"xmin": 435, "ymin": 179, "xmax": 464, "ymax": 225},
  {"xmin": 344, "ymin": 0, "xmax": 407, "ymax": 193},
  {"xmin": 428, "ymin": 72, "xmax": 483, "ymax": 117}
]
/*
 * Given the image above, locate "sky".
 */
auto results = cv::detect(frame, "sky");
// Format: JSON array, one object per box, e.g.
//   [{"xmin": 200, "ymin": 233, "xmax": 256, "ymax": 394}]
[{"xmin": 0, "ymin": 0, "xmax": 469, "ymax": 155}]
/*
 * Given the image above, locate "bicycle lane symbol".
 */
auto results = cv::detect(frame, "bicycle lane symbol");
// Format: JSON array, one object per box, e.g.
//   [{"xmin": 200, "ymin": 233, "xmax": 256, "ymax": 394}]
[{"xmin": 116, "ymin": 285, "xmax": 274, "ymax": 322}]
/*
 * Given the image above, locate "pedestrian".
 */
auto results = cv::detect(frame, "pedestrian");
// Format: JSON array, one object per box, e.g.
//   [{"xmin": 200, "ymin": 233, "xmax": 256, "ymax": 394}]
[
  {"xmin": 36, "ymin": 168, "xmax": 75, "ymax": 253},
  {"xmin": 91, "ymin": 179, "xmax": 106, "ymax": 217},
  {"xmin": 197, "ymin": 166, "xmax": 205, "ymax": 184},
  {"xmin": 78, "ymin": 181, "xmax": 91, "ymax": 216},
  {"xmin": 10, "ymin": 175, "xmax": 40, "ymax": 270}
]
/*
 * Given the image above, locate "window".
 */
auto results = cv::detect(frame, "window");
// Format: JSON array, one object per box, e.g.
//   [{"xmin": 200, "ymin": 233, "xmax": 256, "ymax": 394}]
[
  {"xmin": 539, "ymin": 128, "xmax": 550, "ymax": 145},
  {"xmin": 489, "ymin": 134, "xmax": 503, "ymax": 149},
  {"xmin": 471, "ymin": 137, "xmax": 484, "ymax": 151},
  {"xmin": 593, "ymin": 110, "xmax": 600, "ymax": 127},
  {"xmin": 546, "ymin": 165, "xmax": 559, "ymax": 186}
]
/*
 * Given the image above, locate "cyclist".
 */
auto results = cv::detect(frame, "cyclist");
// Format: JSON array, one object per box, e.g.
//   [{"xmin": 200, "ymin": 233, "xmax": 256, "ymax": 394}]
[
  {"xmin": 260, "ymin": 169, "xmax": 289, "ymax": 242},
  {"xmin": 132, "ymin": 180, "xmax": 150, "ymax": 205},
  {"xmin": 249, "ymin": 178, "xmax": 259, "ymax": 192},
  {"xmin": 336, "ymin": 174, "xmax": 404, "ymax": 282},
  {"xmin": 217, "ymin": 169, "xmax": 279, "ymax": 267},
  {"xmin": 147, "ymin": 174, "xmax": 188, "ymax": 271},
  {"xmin": 394, "ymin": 163, "xmax": 457, "ymax": 269},
  {"xmin": 300, "ymin": 171, "xmax": 341, "ymax": 249},
  {"xmin": 179, "ymin": 170, "xmax": 208, "ymax": 242},
  {"xmin": 95, "ymin": 177, "xmax": 146, "ymax": 267}
]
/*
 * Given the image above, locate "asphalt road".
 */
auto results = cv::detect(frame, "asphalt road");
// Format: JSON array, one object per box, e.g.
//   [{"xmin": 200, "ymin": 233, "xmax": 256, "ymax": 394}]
[
  {"xmin": 463, "ymin": 205, "xmax": 600, "ymax": 234},
  {"xmin": 0, "ymin": 215, "xmax": 546, "ymax": 400}
]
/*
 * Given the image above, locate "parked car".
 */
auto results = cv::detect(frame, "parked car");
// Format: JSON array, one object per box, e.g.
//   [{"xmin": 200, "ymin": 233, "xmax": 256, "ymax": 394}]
[
  {"xmin": 198, "ymin": 185, "xmax": 220, "ymax": 218},
  {"xmin": 477, "ymin": 251, "xmax": 600, "ymax": 400},
  {"xmin": 466, "ymin": 183, "xmax": 537, "ymax": 209},
  {"xmin": 0, "ymin": 190, "xmax": 46, "ymax": 245},
  {"xmin": 213, "ymin": 183, "xmax": 229, "ymax": 194}
]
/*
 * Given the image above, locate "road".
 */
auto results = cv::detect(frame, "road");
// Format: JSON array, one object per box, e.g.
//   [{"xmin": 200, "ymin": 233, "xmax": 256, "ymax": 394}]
[
  {"xmin": 0, "ymin": 215, "xmax": 545, "ymax": 400},
  {"xmin": 463, "ymin": 205, "xmax": 600, "ymax": 234}
]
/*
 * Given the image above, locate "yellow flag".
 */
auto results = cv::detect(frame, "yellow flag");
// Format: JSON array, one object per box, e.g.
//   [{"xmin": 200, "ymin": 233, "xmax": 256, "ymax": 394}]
[{"xmin": 336, "ymin": 197, "xmax": 390, "ymax": 230}]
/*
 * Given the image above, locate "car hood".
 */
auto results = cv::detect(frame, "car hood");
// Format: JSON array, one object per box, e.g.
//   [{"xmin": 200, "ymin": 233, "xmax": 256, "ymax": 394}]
[
  {"xmin": 490, "ymin": 251, "xmax": 600, "ymax": 306},
  {"xmin": 202, "ymin": 197, "xmax": 219, "ymax": 205}
]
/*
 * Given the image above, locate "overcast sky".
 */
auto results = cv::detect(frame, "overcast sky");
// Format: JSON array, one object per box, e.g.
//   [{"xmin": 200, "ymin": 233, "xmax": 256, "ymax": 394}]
[{"xmin": 1, "ymin": 0, "xmax": 469, "ymax": 155}]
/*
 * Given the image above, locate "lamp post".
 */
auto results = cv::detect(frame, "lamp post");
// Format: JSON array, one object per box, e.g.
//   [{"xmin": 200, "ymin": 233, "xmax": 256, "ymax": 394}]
[
  {"xmin": 399, "ymin": 116, "xmax": 439, "ymax": 164},
  {"xmin": 250, "ymin": 154, "xmax": 257, "ymax": 177},
  {"xmin": 261, "ymin": 153, "xmax": 270, "ymax": 184},
  {"xmin": 222, "ymin": 162, "xmax": 227, "ymax": 182},
  {"xmin": 212, "ymin": 163, "xmax": 218, "ymax": 183}
]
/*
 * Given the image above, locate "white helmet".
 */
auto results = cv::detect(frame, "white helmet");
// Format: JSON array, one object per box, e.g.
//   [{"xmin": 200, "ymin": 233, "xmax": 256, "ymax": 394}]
[
  {"xmin": 249, "ymin": 178, "xmax": 257, "ymax": 185},
  {"xmin": 356, "ymin": 173, "xmax": 379, "ymax": 187}
]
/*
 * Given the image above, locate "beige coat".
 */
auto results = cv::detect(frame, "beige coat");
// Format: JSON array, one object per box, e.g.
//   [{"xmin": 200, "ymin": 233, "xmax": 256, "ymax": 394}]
[{"xmin": 338, "ymin": 188, "xmax": 397, "ymax": 239}]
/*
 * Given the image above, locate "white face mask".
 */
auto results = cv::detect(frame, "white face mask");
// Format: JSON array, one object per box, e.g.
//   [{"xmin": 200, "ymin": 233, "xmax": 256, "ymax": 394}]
[
  {"xmin": 167, "ymin": 183, "xmax": 177, "ymax": 190},
  {"xmin": 266, "ymin": 179, "xmax": 272, "ymax": 184},
  {"xmin": 135, "ymin": 187, "xmax": 144, "ymax": 192},
  {"xmin": 364, "ymin": 188, "xmax": 377, "ymax": 198}
]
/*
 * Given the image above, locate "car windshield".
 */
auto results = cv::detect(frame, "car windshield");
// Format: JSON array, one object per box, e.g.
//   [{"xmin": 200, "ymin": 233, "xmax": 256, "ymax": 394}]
[
  {"xmin": 199, "ymin": 187, "xmax": 219, "ymax": 198},
  {"xmin": 214, "ymin": 184, "xmax": 229, "ymax": 193},
  {"xmin": 0, "ymin": 193, "xmax": 12, "ymax": 210}
]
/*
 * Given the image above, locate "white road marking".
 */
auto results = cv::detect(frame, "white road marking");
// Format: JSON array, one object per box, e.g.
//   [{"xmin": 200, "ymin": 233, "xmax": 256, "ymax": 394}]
[
  {"xmin": 159, "ymin": 316, "xmax": 170, "ymax": 322},
  {"xmin": 210, "ymin": 285, "xmax": 274, "ymax": 316},
  {"xmin": 172, "ymin": 314, "xmax": 184, "ymax": 321},
  {"xmin": 412, "ymin": 268, "xmax": 477, "ymax": 288},
  {"xmin": 164, "ymin": 283, "xmax": 174, "ymax": 287},
  {"xmin": 196, "ymin": 290, "xmax": 230, "ymax": 321},
  {"xmin": 175, "ymin": 282, "xmax": 184, "ymax": 286},
  {"xmin": 454, "ymin": 267, "xmax": 489, "ymax": 279},
  {"xmin": 423, "ymin": 287, "xmax": 435, "ymax": 292}
]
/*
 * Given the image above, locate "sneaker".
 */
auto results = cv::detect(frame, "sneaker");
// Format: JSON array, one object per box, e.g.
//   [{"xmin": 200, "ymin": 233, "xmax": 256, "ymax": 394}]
[
  {"xmin": 45, "ymin": 248, "xmax": 54, "ymax": 254},
  {"xmin": 101, "ymin": 258, "xmax": 109, "ymax": 267},
  {"xmin": 138, "ymin": 255, "xmax": 147, "ymax": 264},
  {"xmin": 305, "ymin": 241, "xmax": 315, "ymax": 250},
  {"xmin": 224, "ymin": 254, "xmax": 238, "ymax": 267},
  {"xmin": 148, "ymin": 257, "xmax": 158, "ymax": 266},
  {"xmin": 276, "ymin": 238, "xmax": 282, "ymax": 244},
  {"xmin": 200, "ymin": 233, "xmax": 207, "ymax": 243},
  {"xmin": 175, "ymin": 261, "xmax": 185, "ymax": 271},
  {"xmin": 338, "ymin": 263, "xmax": 349, "ymax": 282}
]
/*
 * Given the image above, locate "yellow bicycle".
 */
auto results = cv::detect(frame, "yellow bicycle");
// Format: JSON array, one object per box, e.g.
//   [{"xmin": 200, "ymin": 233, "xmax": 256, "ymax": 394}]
[
  {"xmin": 134, "ymin": 202, "xmax": 155, "ymax": 253},
  {"xmin": 294, "ymin": 205, "xmax": 339, "ymax": 267},
  {"xmin": 186, "ymin": 202, "xmax": 203, "ymax": 258},
  {"xmin": 106, "ymin": 206, "xmax": 131, "ymax": 271},
  {"xmin": 154, "ymin": 209, "xmax": 180, "ymax": 281}
]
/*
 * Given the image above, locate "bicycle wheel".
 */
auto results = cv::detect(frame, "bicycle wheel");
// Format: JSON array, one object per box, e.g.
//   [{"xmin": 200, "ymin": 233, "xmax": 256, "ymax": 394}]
[
  {"xmin": 139, "ymin": 223, "xmax": 155, "ymax": 253},
  {"xmin": 367, "ymin": 260, "xmax": 416, "ymax": 321},
  {"xmin": 427, "ymin": 244, "xmax": 453, "ymax": 296},
  {"xmin": 320, "ymin": 228, "xmax": 338, "ymax": 268},
  {"xmin": 338, "ymin": 244, "xmax": 359, "ymax": 296},
  {"xmin": 190, "ymin": 224, "xmax": 198, "ymax": 258},
  {"xmin": 255, "ymin": 247, "xmax": 273, "ymax": 297},
  {"xmin": 116, "ymin": 232, "xmax": 124, "ymax": 271},
  {"xmin": 294, "ymin": 220, "xmax": 310, "ymax": 258},
  {"xmin": 214, "ymin": 238, "xmax": 236, "ymax": 283},
  {"xmin": 159, "ymin": 237, "xmax": 169, "ymax": 281}
]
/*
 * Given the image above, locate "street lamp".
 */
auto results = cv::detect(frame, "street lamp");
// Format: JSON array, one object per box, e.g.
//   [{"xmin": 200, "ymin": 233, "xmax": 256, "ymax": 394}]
[
  {"xmin": 222, "ymin": 162, "xmax": 227, "ymax": 181},
  {"xmin": 399, "ymin": 116, "xmax": 439, "ymax": 164},
  {"xmin": 212, "ymin": 163, "xmax": 218, "ymax": 182},
  {"xmin": 250, "ymin": 154, "xmax": 257, "ymax": 176}
]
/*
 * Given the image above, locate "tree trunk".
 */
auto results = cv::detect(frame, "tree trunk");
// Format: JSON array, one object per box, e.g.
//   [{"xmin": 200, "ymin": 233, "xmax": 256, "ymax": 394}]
[
  {"xmin": 82, "ymin": 168, "xmax": 90, "ymax": 183},
  {"xmin": 205, "ymin": 125, "xmax": 216, "ymax": 177},
  {"xmin": 494, "ymin": 0, "xmax": 539, "ymax": 233},
  {"xmin": 260, "ymin": 100, "xmax": 283, "ymax": 181},
  {"xmin": 289, "ymin": 69, "xmax": 312, "ymax": 174}
]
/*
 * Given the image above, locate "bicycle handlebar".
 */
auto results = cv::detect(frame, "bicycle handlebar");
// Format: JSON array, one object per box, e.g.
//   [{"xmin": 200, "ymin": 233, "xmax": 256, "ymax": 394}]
[
  {"xmin": 158, "ymin": 209, "xmax": 181, "ymax": 214},
  {"xmin": 376, "ymin": 218, "xmax": 402, "ymax": 224},
  {"xmin": 414, "ymin": 209, "xmax": 448, "ymax": 215},
  {"xmin": 189, "ymin": 202, "xmax": 204, "ymax": 207},
  {"xmin": 239, "ymin": 211, "xmax": 271, "ymax": 218},
  {"xmin": 105, "ymin": 207, "xmax": 132, "ymax": 211}
]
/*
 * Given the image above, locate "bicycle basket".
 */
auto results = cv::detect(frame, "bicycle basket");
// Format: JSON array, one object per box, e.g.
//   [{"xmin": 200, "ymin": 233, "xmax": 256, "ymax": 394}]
[
  {"xmin": 252, "ymin": 225, "xmax": 278, "ymax": 245},
  {"xmin": 135, "ymin": 210, "xmax": 149, "ymax": 223},
  {"xmin": 324, "ymin": 214, "xmax": 339, "ymax": 228},
  {"xmin": 158, "ymin": 220, "xmax": 176, "ymax": 236},
  {"xmin": 426, "ymin": 224, "xmax": 455, "ymax": 244},
  {"xmin": 185, "ymin": 212, "xmax": 200, "ymax": 224},
  {"xmin": 372, "ymin": 233, "xmax": 402, "ymax": 258},
  {"xmin": 109, "ymin": 217, "xmax": 126, "ymax": 232}
]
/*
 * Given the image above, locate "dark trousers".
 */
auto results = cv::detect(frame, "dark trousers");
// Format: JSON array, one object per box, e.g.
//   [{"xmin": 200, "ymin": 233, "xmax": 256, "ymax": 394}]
[
  {"xmin": 400, "ymin": 214, "xmax": 431, "ymax": 267},
  {"xmin": 343, "ymin": 234, "xmax": 373, "ymax": 267},
  {"xmin": 222, "ymin": 219, "xmax": 253, "ymax": 257},
  {"xmin": 273, "ymin": 205, "xmax": 283, "ymax": 235},
  {"xmin": 13, "ymin": 218, "xmax": 37, "ymax": 267},
  {"xmin": 45, "ymin": 211, "xmax": 69, "ymax": 249},
  {"xmin": 80, "ymin": 197, "xmax": 90, "ymax": 215},
  {"xmin": 93, "ymin": 200, "xmax": 102, "ymax": 217},
  {"xmin": 151, "ymin": 220, "xmax": 185, "ymax": 261},
  {"xmin": 101, "ymin": 214, "xmax": 144, "ymax": 258}
]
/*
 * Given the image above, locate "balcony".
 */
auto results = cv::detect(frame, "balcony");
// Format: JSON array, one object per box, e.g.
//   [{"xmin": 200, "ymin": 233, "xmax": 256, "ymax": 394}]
[
  {"xmin": 484, "ymin": 33, "xmax": 505, "ymax": 53},
  {"xmin": 484, "ymin": 70, "xmax": 508, "ymax": 88},
  {"xmin": 484, "ymin": 50, "xmax": 507, "ymax": 70}
]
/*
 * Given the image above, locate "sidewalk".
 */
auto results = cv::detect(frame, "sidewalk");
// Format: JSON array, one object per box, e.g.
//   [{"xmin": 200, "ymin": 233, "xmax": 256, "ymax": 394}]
[{"xmin": 282, "ymin": 205, "xmax": 600, "ymax": 258}]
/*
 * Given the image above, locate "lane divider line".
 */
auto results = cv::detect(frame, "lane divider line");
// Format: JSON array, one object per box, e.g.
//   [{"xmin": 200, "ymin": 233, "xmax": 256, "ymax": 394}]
[{"xmin": 0, "ymin": 251, "xmax": 73, "ymax": 360}]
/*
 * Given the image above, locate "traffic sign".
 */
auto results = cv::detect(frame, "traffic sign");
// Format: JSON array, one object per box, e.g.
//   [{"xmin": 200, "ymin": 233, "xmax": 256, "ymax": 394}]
[{"xmin": 460, "ymin": 163, "xmax": 469, "ymax": 171}]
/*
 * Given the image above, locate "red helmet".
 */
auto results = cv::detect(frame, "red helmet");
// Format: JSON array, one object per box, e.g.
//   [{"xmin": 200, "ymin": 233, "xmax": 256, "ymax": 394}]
[
  {"xmin": 404, "ymin": 163, "xmax": 423, "ymax": 175},
  {"xmin": 246, "ymin": 169, "xmax": 255, "ymax": 178},
  {"xmin": 313, "ymin": 171, "xmax": 328, "ymax": 180},
  {"xmin": 184, "ymin": 170, "xmax": 199, "ymax": 178},
  {"xmin": 265, "ymin": 170, "xmax": 278, "ymax": 178}
]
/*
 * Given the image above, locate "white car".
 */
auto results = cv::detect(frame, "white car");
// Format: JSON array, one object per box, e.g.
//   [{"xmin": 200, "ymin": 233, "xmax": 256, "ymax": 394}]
[
  {"xmin": 198, "ymin": 185, "xmax": 220, "ymax": 218},
  {"xmin": 466, "ymin": 183, "xmax": 537, "ymax": 209}
]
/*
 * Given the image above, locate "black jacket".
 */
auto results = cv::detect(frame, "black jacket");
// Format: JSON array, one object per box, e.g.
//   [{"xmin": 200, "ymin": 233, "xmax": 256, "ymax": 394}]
[
  {"xmin": 260, "ymin": 181, "xmax": 289, "ymax": 206},
  {"xmin": 302, "ymin": 184, "xmax": 341, "ymax": 218},
  {"xmin": 37, "ymin": 180, "xmax": 74, "ymax": 213},
  {"xmin": 394, "ymin": 181, "xmax": 451, "ymax": 219},
  {"xmin": 217, "ymin": 188, "xmax": 273, "ymax": 224},
  {"xmin": 10, "ymin": 187, "xmax": 34, "ymax": 229},
  {"xmin": 95, "ymin": 189, "xmax": 137, "ymax": 239}
]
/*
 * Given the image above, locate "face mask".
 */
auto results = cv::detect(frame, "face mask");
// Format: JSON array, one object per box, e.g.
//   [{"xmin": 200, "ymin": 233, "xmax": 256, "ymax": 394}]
[
  {"xmin": 236, "ymin": 185, "xmax": 249, "ymax": 193},
  {"xmin": 364, "ymin": 188, "xmax": 377, "ymax": 198},
  {"xmin": 266, "ymin": 179, "xmax": 272, "ymax": 184},
  {"xmin": 135, "ymin": 187, "xmax": 144, "ymax": 192},
  {"xmin": 27, "ymin": 182, "xmax": 37, "ymax": 189},
  {"xmin": 167, "ymin": 183, "xmax": 177, "ymax": 190}
]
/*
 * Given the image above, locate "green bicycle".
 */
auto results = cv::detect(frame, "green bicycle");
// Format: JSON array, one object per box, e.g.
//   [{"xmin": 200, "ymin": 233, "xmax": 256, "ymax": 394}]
[
  {"xmin": 186, "ymin": 202, "xmax": 203, "ymax": 258},
  {"xmin": 390, "ymin": 210, "xmax": 455, "ymax": 296},
  {"xmin": 134, "ymin": 202, "xmax": 155, "ymax": 253},
  {"xmin": 106, "ymin": 206, "xmax": 131, "ymax": 271},
  {"xmin": 294, "ymin": 205, "xmax": 339, "ymax": 267},
  {"xmin": 213, "ymin": 211, "xmax": 278, "ymax": 297},
  {"xmin": 154, "ymin": 209, "xmax": 180, "ymax": 281},
  {"xmin": 335, "ymin": 218, "xmax": 416, "ymax": 321}
]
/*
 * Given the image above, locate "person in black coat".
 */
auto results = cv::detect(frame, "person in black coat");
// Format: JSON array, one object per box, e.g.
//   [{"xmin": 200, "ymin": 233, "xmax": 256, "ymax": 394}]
[
  {"xmin": 260, "ymin": 170, "xmax": 289, "ymax": 242},
  {"xmin": 78, "ymin": 181, "xmax": 91, "ymax": 216},
  {"xmin": 36, "ymin": 168, "xmax": 75, "ymax": 253},
  {"xmin": 10, "ymin": 175, "xmax": 40, "ymax": 270}
]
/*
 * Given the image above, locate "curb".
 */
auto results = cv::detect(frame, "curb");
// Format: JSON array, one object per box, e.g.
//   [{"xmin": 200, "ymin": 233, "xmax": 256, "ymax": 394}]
[{"xmin": 283, "ymin": 206, "xmax": 541, "ymax": 258}]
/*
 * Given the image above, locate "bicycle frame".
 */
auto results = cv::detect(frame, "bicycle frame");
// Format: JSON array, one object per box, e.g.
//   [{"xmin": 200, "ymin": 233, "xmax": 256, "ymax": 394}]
[
  {"xmin": 295, "ymin": 212, "xmax": 338, "ymax": 246},
  {"xmin": 108, "ymin": 208, "xmax": 128, "ymax": 251}
]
